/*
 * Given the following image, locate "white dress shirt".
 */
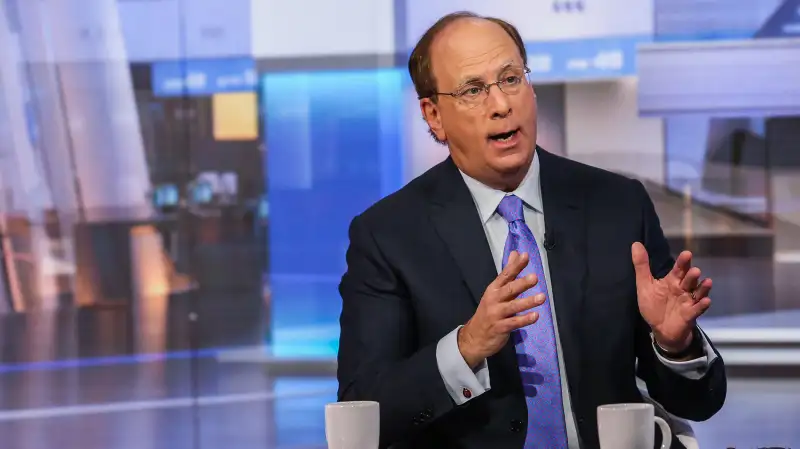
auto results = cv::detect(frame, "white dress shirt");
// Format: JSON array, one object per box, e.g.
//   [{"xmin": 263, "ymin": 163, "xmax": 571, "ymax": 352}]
[{"xmin": 435, "ymin": 151, "xmax": 717, "ymax": 448}]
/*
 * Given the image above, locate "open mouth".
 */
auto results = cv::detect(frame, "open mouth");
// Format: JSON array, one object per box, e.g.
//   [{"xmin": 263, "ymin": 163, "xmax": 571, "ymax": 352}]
[{"xmin": 488, "ymin": 128, "xmax": 519, "ymax": 142}]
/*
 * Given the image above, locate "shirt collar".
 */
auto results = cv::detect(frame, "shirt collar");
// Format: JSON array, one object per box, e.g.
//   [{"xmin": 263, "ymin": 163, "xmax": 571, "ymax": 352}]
[{"xmin": 459, "ymin": 151, "xmax": 543, "ymax": 224}]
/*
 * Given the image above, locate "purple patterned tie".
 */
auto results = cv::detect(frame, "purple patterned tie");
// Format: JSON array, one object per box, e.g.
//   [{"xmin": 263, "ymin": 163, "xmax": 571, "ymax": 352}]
[{"xmin": 497, "ymin": 195, "xmax": 568, "ymax": 449}]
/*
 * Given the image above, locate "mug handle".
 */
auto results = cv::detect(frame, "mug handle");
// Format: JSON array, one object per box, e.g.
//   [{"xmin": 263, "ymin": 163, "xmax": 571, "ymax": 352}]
[{"xmin": 654, "ymin": 416, "xmax": 672, "ymax": 449}]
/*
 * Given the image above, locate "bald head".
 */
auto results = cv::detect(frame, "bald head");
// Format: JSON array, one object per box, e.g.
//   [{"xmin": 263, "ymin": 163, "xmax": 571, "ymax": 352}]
[
  {"xmin": 411, "ymin": 12, "xmax": 538, "ymax": 192},
  {"xmin": 429, "ymin": 18, "xmax": 524, "ymax": 99},
  {"xmin": 408, "ymin": 12, "xmax": 527, "ymax": 105}
]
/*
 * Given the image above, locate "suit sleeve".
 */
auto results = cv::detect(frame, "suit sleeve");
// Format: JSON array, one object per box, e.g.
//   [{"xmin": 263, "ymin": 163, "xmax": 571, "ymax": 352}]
[
  {"xmin": 651, "ymin": 330, "xmax": 718, "ymax": 379},
  {"xmin": 631, "ymin": 180, "xmax": 727, "ymax": 422},
  {"xmin": 337, "ymin": 215, "xmax": 457, "ymax": 447}
]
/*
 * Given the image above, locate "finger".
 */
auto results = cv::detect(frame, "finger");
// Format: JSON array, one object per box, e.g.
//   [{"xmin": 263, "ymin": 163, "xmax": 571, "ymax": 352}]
[
  {"xmin": 499, "ymin": 273, "xmax": 538, "ymax": 302},
  {"xmin": 491, "ymin": 251, "xmax": 529, "ymax": 289},
  {"xmin": 631, "ymin": 242, "xmax": 653, "ymax": 286},
  {"xmin": 499, "ymin": 311, "xmax": 539, "ymax": 333},
  {"xmin": 504, "ymin": 293, "xmax": 545, "ymax": 317},
  {"xmin": 688, "ymin": 296, "xmax": 711, "ymax": 318},
  {"xmin": 680, "ymin": 267, "xmax": 702, "ymax": 293},
  {"xmin": 669, "ymin": 251, "xmax": 693, "ymax": 281},
  {"xmin": 692, "ymin": 278, "xmax": 712, "ymax": 301}
]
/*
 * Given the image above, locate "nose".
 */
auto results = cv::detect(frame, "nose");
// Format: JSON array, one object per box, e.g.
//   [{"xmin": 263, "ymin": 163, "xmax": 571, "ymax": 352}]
[{"xmin": 486, "ymin": 84, "xmax": 511, "ymax": 118}]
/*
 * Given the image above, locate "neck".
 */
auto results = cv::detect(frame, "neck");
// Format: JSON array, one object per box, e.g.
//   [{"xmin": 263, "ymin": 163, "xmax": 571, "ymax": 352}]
[
  {"xmin": 459, "ymin": 163, "xmax": 529, "ymax": 193},
  {"xmin": 498, "ymin": 171, "xmax": 526, "ymax": 192}
]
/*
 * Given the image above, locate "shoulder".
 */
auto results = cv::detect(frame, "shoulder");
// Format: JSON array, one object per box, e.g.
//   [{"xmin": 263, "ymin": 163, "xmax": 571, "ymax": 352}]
[{"xmin": 543, "ymin": 151, "xmax": 648, "ymax": 202}]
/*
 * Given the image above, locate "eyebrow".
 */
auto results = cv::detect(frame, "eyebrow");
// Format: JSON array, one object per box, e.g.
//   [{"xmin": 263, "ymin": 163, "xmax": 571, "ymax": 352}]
[{"xmin": 456, "ymin": 61, "xmax": 519, "ymax": 87}]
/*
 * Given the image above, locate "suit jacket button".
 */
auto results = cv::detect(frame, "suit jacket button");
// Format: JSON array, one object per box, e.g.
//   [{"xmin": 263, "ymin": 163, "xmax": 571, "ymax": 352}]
[
  {"xmin": 422, "ymin": 408, "xmax": 433, "ymax": 419},
  {"xmin": 509, "ymin": 419, "xmax": 523, "ymax": 432}
]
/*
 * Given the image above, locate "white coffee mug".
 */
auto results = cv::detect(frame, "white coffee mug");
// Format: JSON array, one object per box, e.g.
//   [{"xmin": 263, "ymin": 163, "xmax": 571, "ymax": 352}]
[
  {"xmin": 325, "ymin": 401, "xmax": 380, "ymax": 449},
  {"xmin": 597, "ymin": 403, "xmax": 672, "ymax": 449}
]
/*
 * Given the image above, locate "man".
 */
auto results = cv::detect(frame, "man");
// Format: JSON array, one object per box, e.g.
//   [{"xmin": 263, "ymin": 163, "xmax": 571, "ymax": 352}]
[{"xmin": 337, "ymin": 11, "xmax": 726, "ymax": 449}]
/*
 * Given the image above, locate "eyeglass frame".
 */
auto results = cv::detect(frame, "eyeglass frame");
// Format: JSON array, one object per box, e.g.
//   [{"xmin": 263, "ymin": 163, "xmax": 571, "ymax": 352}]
[{"xmin": 418, "ymin": 66, "xmax": 533, "ymax": 106}]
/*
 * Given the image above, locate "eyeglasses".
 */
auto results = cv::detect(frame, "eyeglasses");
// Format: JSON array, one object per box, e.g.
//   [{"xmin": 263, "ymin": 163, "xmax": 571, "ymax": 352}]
[{"xmin": 421, "ymin": 67, "xmax": 532, "ymax": 109}]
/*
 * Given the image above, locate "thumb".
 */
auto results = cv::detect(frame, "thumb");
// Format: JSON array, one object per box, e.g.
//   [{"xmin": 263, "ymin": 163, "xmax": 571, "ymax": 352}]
[{"xmin": 631, "ymin": 242, "xmax": 653, "ymax": 286}]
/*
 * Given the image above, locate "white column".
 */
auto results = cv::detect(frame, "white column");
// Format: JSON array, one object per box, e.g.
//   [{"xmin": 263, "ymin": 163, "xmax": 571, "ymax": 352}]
[
  {"xmin": 39, "ymin": 0, "xmax": 153, "ymax": 220},
  {"xmin": 14, "ymin": 0, "xmax": 168, "ymax": 306},
  {"xmin": 13, "ymin": 0, "xmax": 81, "ymax": 217},
  {"xmin": 0, "ymin": 1, "xmax": 60, "ymax": 311},
  {"xmin": 0, "ymin": 21, "xmax": 52, "ymax": 214}
]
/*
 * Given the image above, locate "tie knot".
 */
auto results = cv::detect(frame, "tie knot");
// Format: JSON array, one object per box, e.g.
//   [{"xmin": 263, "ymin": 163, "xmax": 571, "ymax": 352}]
[{"xmin": 497, "ymin": 195, "xmax": 525, "ymax": 223}]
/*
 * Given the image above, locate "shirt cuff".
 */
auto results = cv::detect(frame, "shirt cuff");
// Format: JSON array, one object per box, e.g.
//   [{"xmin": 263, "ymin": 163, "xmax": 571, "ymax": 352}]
[
  {"xmin": 651, "ymin": 329, "xmax": 718, "ymax": 380},
  {"xmin": 435, "ymin": 326, "xmax": 491, "ymax": 405}
]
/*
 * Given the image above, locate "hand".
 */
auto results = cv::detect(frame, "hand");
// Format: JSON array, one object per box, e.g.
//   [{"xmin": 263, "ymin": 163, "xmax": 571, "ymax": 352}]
[
  {"xmin": 631, "ymin": 242, "xmax": 712, "ymax": 353},
  {"xmin": 458, "ymin": 251, "xmax": 544, "ymax": 369}
]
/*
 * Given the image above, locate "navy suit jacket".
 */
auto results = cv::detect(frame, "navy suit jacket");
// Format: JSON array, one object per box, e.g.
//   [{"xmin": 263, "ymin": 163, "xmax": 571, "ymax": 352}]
[{"xmin": 337, "ymin": 148, "xmax": 726, "ymax": 449}]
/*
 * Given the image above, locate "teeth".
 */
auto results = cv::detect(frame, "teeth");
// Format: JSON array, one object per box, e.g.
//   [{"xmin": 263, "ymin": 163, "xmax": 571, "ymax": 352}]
[{"xmin": 492, "ymin": 130, "xmax": 516, "ymax": 141}]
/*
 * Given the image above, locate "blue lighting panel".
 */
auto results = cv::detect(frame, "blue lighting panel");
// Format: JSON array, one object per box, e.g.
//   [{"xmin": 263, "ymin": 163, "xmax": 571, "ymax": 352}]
[{"xmin": 262, "ymin": 68, "xmax": 405, "ymax": 357}]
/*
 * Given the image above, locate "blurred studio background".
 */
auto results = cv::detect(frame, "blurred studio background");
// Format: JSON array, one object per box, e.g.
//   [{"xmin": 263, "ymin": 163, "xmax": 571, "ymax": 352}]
[{"xmin": 0, "ymin": 0, "xmax": 798, "ymax": 448}]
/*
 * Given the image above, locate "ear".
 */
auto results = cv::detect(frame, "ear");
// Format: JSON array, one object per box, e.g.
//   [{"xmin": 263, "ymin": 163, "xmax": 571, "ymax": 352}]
[{"xmin": 420, "ymin": 98, "xmax": 446, "ymax": 143}]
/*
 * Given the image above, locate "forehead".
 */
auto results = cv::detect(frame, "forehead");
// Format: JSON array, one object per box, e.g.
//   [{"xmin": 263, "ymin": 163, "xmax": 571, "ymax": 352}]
[{"xmin": 430, "ymin": 18, "xmax": 523, "ymax": 87}]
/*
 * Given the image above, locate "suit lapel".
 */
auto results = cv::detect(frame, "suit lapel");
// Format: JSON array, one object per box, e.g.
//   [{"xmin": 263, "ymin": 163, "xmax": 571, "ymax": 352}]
[
  {"xmin": 427, "ymin": 158, "xmax": 497, "ymax": 306},
  {"xmin": 538, "ymin": 148, "xmax": 588, "ymax": 395},
  {"xmin": 425, "ymin": 151, "xmax": 588, "ymax": 397}
]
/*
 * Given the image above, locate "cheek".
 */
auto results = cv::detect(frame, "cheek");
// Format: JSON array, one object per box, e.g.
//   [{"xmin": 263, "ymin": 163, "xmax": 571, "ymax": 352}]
[
  {"xmin": 457, "ymin": 118, "xmax": 488, "ymax": 153},
  {"xmin": 444, "ymin": 111, "xmax": 484, "ymax": 141},
  {"xmin": 517, "ymin": 93, "xmax": 537, "ymax": 117}
]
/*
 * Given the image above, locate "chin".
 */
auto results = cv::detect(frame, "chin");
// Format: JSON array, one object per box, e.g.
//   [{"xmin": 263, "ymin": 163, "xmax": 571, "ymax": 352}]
[
  {"xmin": 492, "ymin": 145, "xmax": 532, "ymax": 171},
  {"xmin": 489, "ymin": 156, "xmax": 529, "ymax": 179}
]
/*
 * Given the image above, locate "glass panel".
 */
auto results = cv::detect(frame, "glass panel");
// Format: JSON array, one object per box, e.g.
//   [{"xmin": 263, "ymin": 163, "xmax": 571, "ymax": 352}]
[{"xmin": 0, "ymin": 0, "xmax": 199, "ymax": 447}]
